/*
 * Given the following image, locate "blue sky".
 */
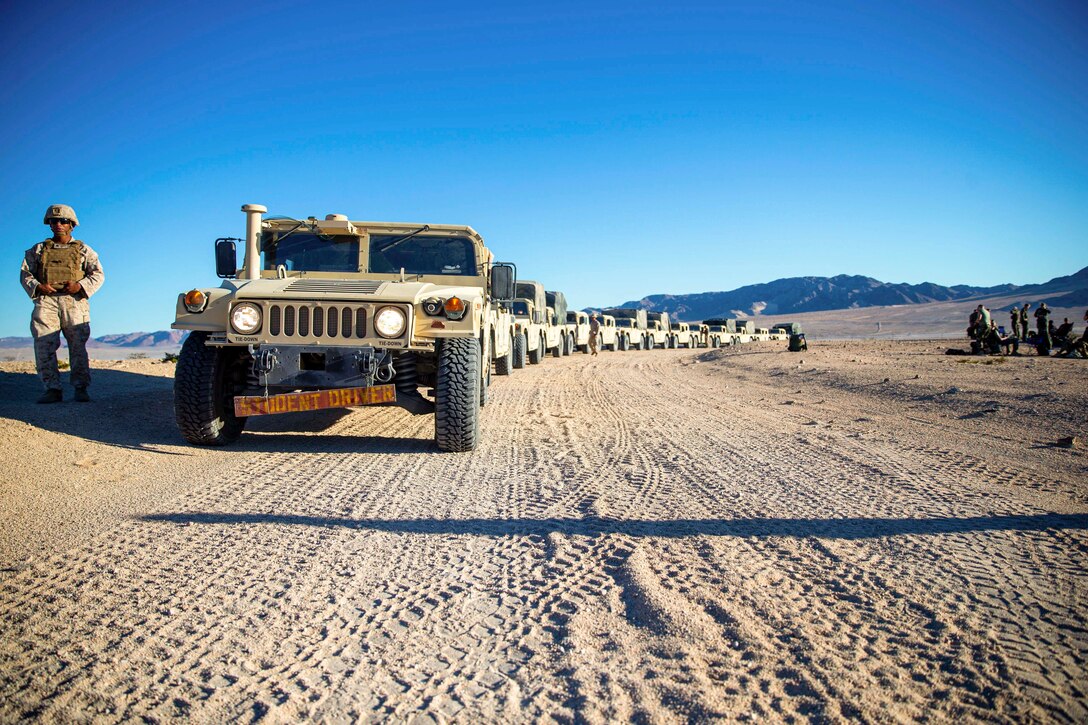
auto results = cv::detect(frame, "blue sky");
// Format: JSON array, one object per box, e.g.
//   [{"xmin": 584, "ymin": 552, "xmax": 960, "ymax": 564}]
[{"xmin": 2, "ymin": 0, "xmax": 1086, "ymax": 337}]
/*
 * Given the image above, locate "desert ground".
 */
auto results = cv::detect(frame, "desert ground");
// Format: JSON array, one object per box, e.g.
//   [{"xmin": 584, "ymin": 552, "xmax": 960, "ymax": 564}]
[{"xmin": 1, "ymin": 339, "xmax": 1085, "ymax": 722}]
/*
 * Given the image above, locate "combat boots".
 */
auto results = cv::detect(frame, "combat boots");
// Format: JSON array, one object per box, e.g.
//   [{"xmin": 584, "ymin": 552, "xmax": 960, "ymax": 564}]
[
  {"xmin": 74, "ymin": 387, "xmax": 90, "ymax": 403},
  {"xmin": 36, "ymin": 389, "xmax": 63, "ymax": 404}
]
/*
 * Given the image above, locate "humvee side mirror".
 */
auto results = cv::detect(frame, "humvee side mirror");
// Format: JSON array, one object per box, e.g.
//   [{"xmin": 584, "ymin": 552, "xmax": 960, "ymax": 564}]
[
  {"xmin": 215, "ymin": 238, "xmax": 239, "ymax": 279},
  {"xmin": 491, "ymin": 262, "xmax": 516, "ymax": 301}
]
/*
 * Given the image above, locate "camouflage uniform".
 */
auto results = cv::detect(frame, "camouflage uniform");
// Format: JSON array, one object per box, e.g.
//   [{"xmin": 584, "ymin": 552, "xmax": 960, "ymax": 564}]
[
  {"xmin": 588, "ymin": 315, "xmax": 601, "ymax": 356},
  {"xmin": 1010, "ymin": 306, "xmax": 1021, "ymax": 339},
  {"xmin": 1034, "ymin": 304, "xmax": 1051, "ymax": 354},
  {"xmin": 20, "ymin": 239, "xmax": 105, "ymax": 392},
  {"xmin": 1019, "ymin": 305, "xmax": 1030, "ymax": 340}
]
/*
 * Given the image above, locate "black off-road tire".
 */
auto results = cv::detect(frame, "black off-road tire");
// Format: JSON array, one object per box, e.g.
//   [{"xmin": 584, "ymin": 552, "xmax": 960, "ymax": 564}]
[
  {"xmin": 551, "ymin": 338, "xmax": 562, "ymax": 358},
  {"xmin": 512, "ymin": 332, "xmax": 527, "ymax": 369},
  {"xmin": 618, "ymin": 335, "xmax": 629, "ymax": 352},
  {"xmin": 529, "ymin": 336, "xmax": 544, "ymax": 365},
  {"xmin": 495, "ymin": 336, "xmax": 514, "ymax": 376},
  {"xmin": 435, "ymin": 337, "xmax": 481, "ymax": 452},
  {"xmin": 174, "ymin": 332, "xmax": 248, "ymax": 445}
]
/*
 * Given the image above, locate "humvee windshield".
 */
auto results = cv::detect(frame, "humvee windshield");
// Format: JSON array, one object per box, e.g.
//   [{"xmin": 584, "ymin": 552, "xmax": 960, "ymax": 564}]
[
  {"xmin": 566, "ymin": 312, "xmax": 578, "ymax": 323},
  {"xmin": 262, "ymin": 233, "xmax": 360, "ymax": 272},
  {"xmin": 368, "ymin": 234, "xmax": 477, "ymax": 276},
  {"xmin": 512, "ymin": 301, "xmax": 531, "ymax": 316},
  {"xmin": 615, "ymin": 319, "xmax": 638, "ymax": 328}
]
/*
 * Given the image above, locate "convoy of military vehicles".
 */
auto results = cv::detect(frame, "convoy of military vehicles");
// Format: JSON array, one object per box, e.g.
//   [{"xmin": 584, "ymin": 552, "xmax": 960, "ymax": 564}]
[{"xmin": 172, "ymin": 205, "xmax": 802, "ymax": 452}]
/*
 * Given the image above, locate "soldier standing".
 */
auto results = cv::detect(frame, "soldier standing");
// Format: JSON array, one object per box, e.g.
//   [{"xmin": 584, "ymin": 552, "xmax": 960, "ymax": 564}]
[
  {"xmin": 1034, "ymin": 302, "xmax": 1051, "ymax": 355},
  {"xmin": 1010, "ymin": 305, "xmax": 1021, "ymax": 339},
  {"xmin": 588, "ymin": 312, "xmax": 601, "ymax": 356},
  {"xmin": 19, "ymin": 204, "xmax": 105, "ymax": 403},
  {"xmin": 1020, "ymin": 304, "xmax": 1030, "ymax": 341}
]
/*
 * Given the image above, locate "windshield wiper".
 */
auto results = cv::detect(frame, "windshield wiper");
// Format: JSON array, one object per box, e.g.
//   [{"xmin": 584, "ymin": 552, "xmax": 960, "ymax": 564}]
[{"xmin": 374, "ymin": 225, "xmax": 431, "ymax": 253}]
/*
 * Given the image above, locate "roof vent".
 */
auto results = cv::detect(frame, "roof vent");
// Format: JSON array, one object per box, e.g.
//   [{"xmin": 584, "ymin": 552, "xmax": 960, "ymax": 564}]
[{"xmin": 325, "ymin": 214, "xmax": 348, "ymax": 221}]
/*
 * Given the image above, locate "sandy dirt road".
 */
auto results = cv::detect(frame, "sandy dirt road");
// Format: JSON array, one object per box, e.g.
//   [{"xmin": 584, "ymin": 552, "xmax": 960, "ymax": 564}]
[{"xmin": 1, "ymin": 342, "xmax": 1086, "ymax": 722}]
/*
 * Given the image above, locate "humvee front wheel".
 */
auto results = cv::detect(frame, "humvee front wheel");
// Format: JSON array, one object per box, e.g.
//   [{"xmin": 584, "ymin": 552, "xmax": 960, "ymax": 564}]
[
  {"xmin": 174, "ymin": 332, "xmax": 248, "ymax": 445},
  {"xmin": 618, "ymin": 335, "xmax": 628, "ymax": 351},
  {"xmin": 435, "ymin": 337, "xmax": 481, "ymax": 452},
  {"xmin": 512, "ymin": 332, "xmax": 527, "ymax": 369},
  {"xmin": 495, "ymin": 336, "xmax": 514, "ymax": 376},
  {"xmin": 529, "ymin": 335, "xmax": 544, "ymax": 365}
]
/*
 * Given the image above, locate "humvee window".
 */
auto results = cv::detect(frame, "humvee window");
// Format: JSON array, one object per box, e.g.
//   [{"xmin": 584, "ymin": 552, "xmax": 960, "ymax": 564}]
[
  {"xmin": 262, "ymin": 233, "xmax": 360, "ymax": 272},
  {"xmin": 368, "ymin": 235, "xmax": 477, "ymax": 276},
  {"xmin": 566, "ymin": 312, "xmax": 578, "ymax": 323},
  {"xmin": 615, "ymin": 319, "xmax": 636, "ymax": 328},
  {"xmin": 512, "ymin": 301, "xmax": 531, "ymax": 316}
]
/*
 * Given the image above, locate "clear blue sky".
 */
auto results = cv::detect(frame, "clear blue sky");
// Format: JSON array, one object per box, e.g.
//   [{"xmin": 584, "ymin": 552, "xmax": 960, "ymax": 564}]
[{"xmin": 3, "ymin": 0, "xmax": 1086, "ymax": 337}]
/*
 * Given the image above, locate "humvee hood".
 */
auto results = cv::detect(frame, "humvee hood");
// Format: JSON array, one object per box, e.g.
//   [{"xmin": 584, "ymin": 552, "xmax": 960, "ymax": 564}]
[{"xmin": 231, "ymin": 278, "xmax": 484, "ymax": 304}]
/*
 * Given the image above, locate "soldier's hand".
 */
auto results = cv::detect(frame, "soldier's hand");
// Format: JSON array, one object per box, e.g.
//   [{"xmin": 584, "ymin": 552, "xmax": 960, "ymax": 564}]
[
  {"xmin": 64, "ymin": 280, "xmax": 83, "ymax": 294},
  {"xmin": 36, "ymin": 282, "xmax": 57, "ymax": 295}
]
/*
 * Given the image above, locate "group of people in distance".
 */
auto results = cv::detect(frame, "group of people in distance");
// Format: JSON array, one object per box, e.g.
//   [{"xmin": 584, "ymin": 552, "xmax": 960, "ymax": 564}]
[{"xmin": 968, "ymin": 302, "xmax": 1088, "ymax": 358}]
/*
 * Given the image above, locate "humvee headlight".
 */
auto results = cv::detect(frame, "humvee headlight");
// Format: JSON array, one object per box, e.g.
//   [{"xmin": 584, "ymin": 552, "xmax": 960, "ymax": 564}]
[
  {"xmin": 422, "ymin": 298, "xmax": 443, "ymax": 316},
  {"xmin": 183, "ymin": 289, "xmax": 208, "ymax": 313},
  {"xmin": 374, "ymin": 306, "xmax": 407, "ymax": 338},
  {"xmin": 230, "ymin": 302, "xmax": 262, "ymax": 334},
  {"xmin": 443, "ymin": 296, "xmax": 466, "ymax": 321}
]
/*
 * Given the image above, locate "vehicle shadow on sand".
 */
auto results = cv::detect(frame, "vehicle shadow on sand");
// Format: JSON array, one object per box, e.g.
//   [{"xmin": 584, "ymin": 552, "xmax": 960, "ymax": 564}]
[
  {"xmin": 0, "ymin": 368, "xmax": 431, "ymax": 454},
  {"xmin": 138, "ymin": 511, "xmax": 1088, "ymax": 540}
]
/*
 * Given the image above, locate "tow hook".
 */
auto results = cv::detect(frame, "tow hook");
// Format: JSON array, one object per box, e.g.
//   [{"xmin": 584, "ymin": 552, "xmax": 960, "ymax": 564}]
[
  {"xmin": 376, "ymin": 356, "xmax": 396, "ymax": 383},
  {"xmin": 254, "ymin": 347, "xmax": 279, "ymax": 374}
]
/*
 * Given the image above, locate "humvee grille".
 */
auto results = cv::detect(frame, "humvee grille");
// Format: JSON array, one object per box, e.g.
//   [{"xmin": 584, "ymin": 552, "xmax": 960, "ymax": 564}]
[
  {"xmin": 285, "ymin": 279, "xmax": 384, "ymax": 294},
  {"xmin": 267, "ymin": 303, "xmax": 368, "ymax": 340}
]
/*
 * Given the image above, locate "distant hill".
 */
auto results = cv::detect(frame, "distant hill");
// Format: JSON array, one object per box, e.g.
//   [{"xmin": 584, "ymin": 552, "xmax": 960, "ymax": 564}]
[
  {"xmin": 611, "ymin": 267, "xmax": 1088, "ymax": 321},
  {"xmin": 0, "ymin": 330, "xmax": 188, "ymax": 351}
]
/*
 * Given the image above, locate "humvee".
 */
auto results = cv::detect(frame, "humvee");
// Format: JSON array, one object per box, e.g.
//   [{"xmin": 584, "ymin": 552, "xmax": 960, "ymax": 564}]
[
  {"xmin": 566, "ymin": 310, "xmax": 592, "ymax": 353},
  {"xmin": 513, "ymin": 280, "xmax": 548, "ymax": 365},
  {"xmin": 597, "ymin": 314, "xmax": 619, "ymax": 351},
  {"xmin": 546, "ymin": 290, "xmax": 573, "ymax": 356},
  {"xmin": 604, "ymin": 308, "xmax": 648, "ymax": 350},
  {"xmin": 172, "ymin": 204, "xmax": 516, "ymax": 452},
  {"xmin": 674, "ymin": 322, "xmax": 699, "ymax": 348},
  {"xmin": 645, "ymin": 311, "xmax": 673, "ymax": 349},
  {"xmin": 702, "ymin": 319, "xmax": 735, "ymax": 348}
]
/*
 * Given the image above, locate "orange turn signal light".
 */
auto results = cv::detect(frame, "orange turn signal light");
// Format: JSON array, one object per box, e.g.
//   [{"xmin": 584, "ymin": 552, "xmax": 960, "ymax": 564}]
[
  {"xmin": 444, "ymin": 296, "xmax": 465, "ymax": 313},
  {"xmin": 183, "ymin": 289, "xmax": 208, "ymax": 312}
]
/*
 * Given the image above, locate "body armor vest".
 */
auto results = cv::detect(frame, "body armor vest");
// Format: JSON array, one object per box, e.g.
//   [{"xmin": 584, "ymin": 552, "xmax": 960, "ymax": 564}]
[{"xmin": 39, "ymin": 240, "xmax": 85, "ymax": 286}]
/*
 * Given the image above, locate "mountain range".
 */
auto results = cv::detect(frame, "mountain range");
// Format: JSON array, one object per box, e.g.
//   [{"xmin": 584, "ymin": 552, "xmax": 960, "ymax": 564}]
[
  {"xmin": 2, "ymin": 267, "xmax": 1084, "ymax": 353},
  {"xmin": 613, "ymin": 266, "xmax": 1088, "ymax": 321}
]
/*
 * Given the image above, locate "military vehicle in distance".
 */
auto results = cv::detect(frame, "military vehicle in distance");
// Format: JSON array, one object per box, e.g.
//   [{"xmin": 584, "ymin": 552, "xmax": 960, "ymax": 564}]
[
  {"xmin": 674, "ymin": 322, "xmax": 700, "ymax": 348},
  {"xmin": 172, "ymin": 204, "xmax": 516, "ymax": 453},
  {"xmin": 513, "ymin": 280, "xmax": 548, "ymax": 366},
  {"xmin": 604, "ymin": 308, "xmax": 648, "ymax": 350},
  {"xmin": 566, "ymin": 310, "xmax": 592, "ymax": 353},
  {"xmin": 645, "ymin": 311, "xmax": 673, "ymax": 349},
  {"xmin": 545, "ymin": 290, "xmax": 572, "ymax": 356},
  {"xmin": 702, "ymin": 318, "xmax": 736, "ymax": 348},
  {"xmin": 597, "ymin": 313, "xmax": 619, "ymax": 351}
]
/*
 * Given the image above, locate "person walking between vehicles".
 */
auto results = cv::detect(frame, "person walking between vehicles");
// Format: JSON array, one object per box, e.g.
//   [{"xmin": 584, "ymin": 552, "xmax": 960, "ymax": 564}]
[
  {"xmin": 19, "ymin": 205, "xmax": 105, "ymax": 403},
  {"xmin": 1010, "ymin": 305, "xmax": 1021, "ymax": 339},
  {"xmin": 588, "ymin": 312, "xmax": 600, "ymax": 356},
  {"xmin": 1034, "ymin": 302, "xmax": 1051, "ymax": 355}
]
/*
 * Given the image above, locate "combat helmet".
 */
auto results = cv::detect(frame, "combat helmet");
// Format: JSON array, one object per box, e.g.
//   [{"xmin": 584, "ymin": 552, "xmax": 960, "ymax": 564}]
[{"xmin": 43, "ymin": 204, "xmax": 79, "ymax": 226}]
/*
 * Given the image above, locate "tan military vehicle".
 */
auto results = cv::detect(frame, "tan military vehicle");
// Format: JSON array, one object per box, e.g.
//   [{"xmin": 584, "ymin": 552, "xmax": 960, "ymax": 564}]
[
  {"xmin": 645, "ymin": 311, "xmax": 672, "ymax": 349},
  {"xmin": 566, "ymin": 310, "xmax": 592, "ymax": 353},
  {"xmin": 673, "ymin": 322, "xmax": 699, "ymax": 348},
  {"xmin": 542, "ymin": 306, "xmax": 565, "ymax": 357},
  {"xmin": 513, "ymin": 280, "xmax": 548, "ymax": 366},
  {"xmin": 172, "ymin": 204, "xmax": 516, "ymax": 452},
  {"xmin": 688, "ymin": 322, "xmax": 709, "ymax": 348},
  {"xmin": 597, "ymin": 313, "xmax": 619, "ymax": 351},
  {"xmin": 702, "ymin": 319, "xmax": 735, "ymax": 348},
  {"xmin": 734, "ymin": 319, "xmax": 756, "ymax": 344},
  {"xmin": 546, "ymin": 290, "xmax": 573, "ymax": 356},
  {"xmin": 604, "ymin": 308, "xmax": 648, "ymax": 350}
]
